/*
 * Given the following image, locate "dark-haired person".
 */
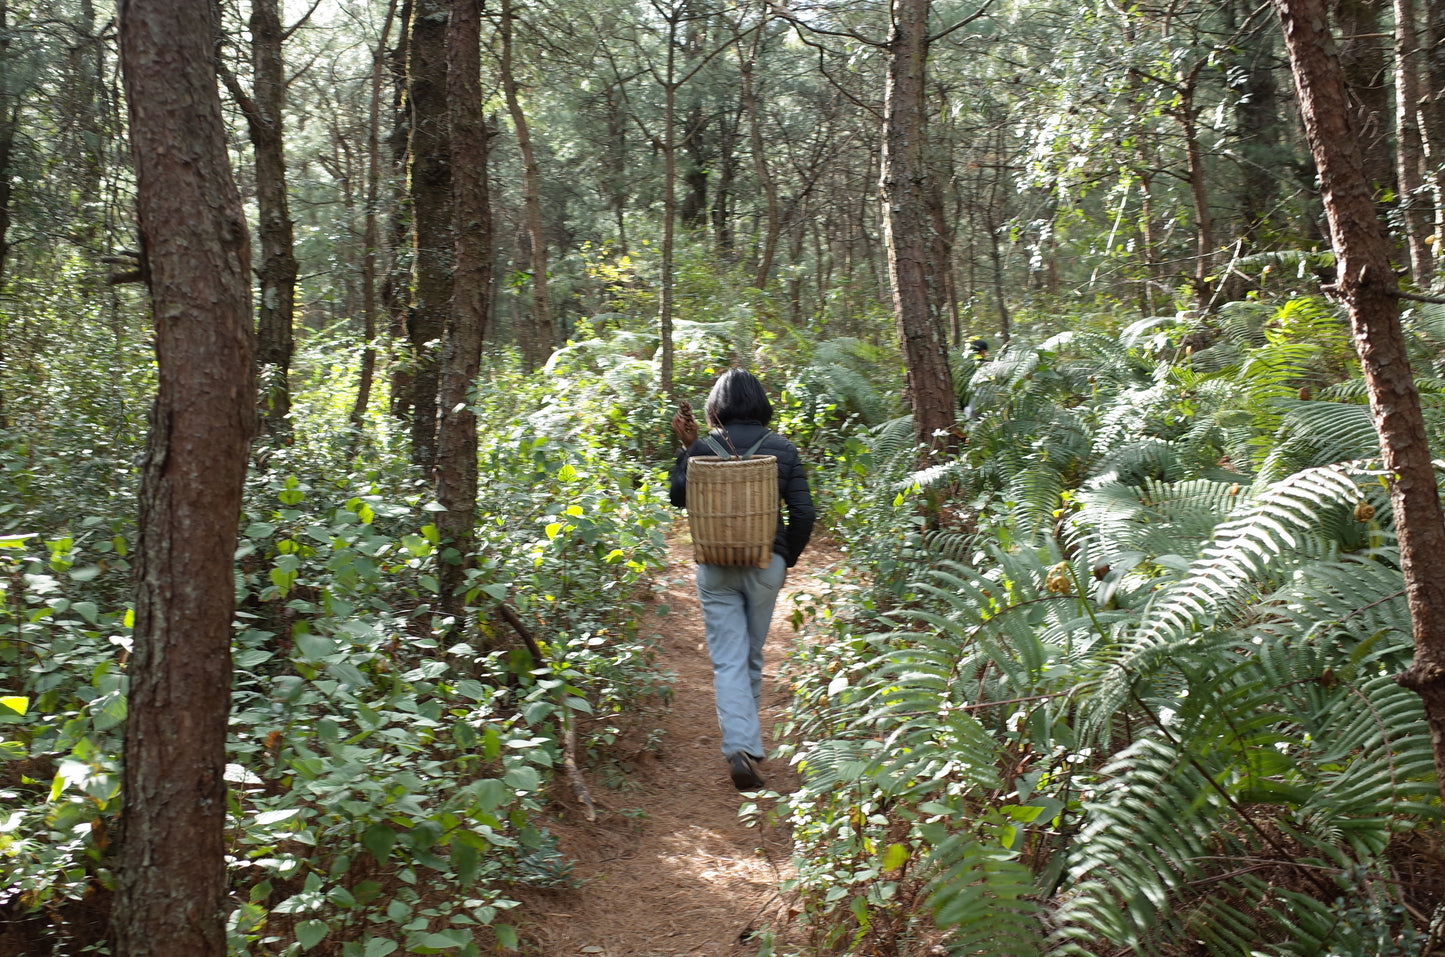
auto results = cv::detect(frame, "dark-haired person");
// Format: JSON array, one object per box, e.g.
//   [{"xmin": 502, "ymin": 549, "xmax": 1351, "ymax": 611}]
[{"xmin": 669, "ymin": 368, "xmax": 815, "ymax": 791}]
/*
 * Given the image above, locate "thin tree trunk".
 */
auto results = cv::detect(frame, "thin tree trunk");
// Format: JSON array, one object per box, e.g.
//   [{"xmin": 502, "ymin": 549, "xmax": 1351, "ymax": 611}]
[
  {"xmin": 0, "ymin": 0, "xmax": 13, "ymax": 428},
  {"xmin": 1178, "ymin": 69, "xmax": 1216, "ymax": 307},
  {"xmin": 351, "ymin": 0, "xmax": 398, "ymax": 438},
  {"xmin": 114, "ymin": 0, "xmax": 255, "ymax": 952},
  {"xmin": 1393, "ymin": 0, "xmax": 1433, "ymax": 284},
  {"xmin": 1278, "ymin": 0, "xmax": 1445, "ymax": 805},
  {"xmin": 1333, "ymin": 0, "xmax": 1395, "ymax": 197},
  {"xmin": 406, "ymin": 0, "xmax": 452, "ymax": 469},
  {"xmin": 384, "ymin": 0, "xmax": 414, "ymax": 424},
  {"xmin": 246, "ymin": 0, "xmax": 296, "ymax": 438},
  {"xmin": 1232, "ymin": 5, "xmax": 1283, "ymax": 243},
  {"xmin": 500, "ymin": 0, "xmax": 553, "ymax": 372},
  {"xmin": 1425, "ymin": 0, "xmax": 1445, "ymax": 285},
  {"xmin": 659, "ymin": 19, "xmax": 678, "ymax": 396},
  {"xmin": 738, "ymin": 37, "xmax": 778, "ymax": 290},
  {"xmin": 436, "ymin": 0, "xmax": 489, "ymax": 622},
  {"xmin": 880, "ymin": 0, "xmax": 954, "ymax": 453}
]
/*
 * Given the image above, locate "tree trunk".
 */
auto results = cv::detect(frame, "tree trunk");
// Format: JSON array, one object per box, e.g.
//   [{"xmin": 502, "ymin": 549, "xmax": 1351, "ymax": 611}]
[
  {"xmin": 114, "ymin": 0, "xmax": 256, "ymax": 952},
  {"xmin": 659, "ymin": 16, "xmax": 679, "ymax": 397},
  {"xmin": 680, "ymin": 101, "xmax": 709, "ymax": 229},
  {"xmin": 436, "ymin": 0, "xmax": 489, "ymax": 623},
  {"xmin": 1393, "ymin": 0, "xmax": 1433, "ymax": 284},
  {"xmin": 406, "ymin": 0, "xmax": 452, "ymax": 469},
  {"xmin": 384, "ymin": 0, "xmax": 415, "ymax": 425},
  {"xmin": 248, "ymin": 0, "xmax": 297, "ymax": 438},
  {"xmin": 1178, "ymin": 69, "xmax": 1216, "ymax": 307},
  {"xmin": 1231, "ymin": 8, "xmax": 1283, "ymax": 243},
  {"xmin": 500, "ymin": 0, "xmax": 554, "ymax": 372},
  {"xmin": 1277, "ymin": 0, "xmax": 1445, "ymax": 805},
  {"xmin": 880, "ymin": 0, "xmax": 954, "ymax": 454},
  {"xmin": 1332, "ymin": 0, "xmax": 1395, "ymax": 197},
  {"xmin": 0, "ymin": 0, "xmax": 13, "ymax": 428},
  {"xmin": 351, "ymin": 0, "xmax": 398, "ymax": 439},
  {"xmin": 1425, "ymin": 0, "xmax": 1445, "ymax": 284},
  {"xmin": 738, "ymin": 38, "xmax": 778, "ymax": 290}
]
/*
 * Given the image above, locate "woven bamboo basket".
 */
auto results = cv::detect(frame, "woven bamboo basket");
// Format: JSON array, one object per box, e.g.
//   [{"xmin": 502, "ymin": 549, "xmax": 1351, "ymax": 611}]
[{"xmin": 686, "ymin": 454, "xmax": 779, "ymax": 567}]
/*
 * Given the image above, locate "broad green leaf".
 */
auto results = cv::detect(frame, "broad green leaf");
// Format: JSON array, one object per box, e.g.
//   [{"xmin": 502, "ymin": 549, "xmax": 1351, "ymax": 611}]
[
  {"xmin": 364, "ymin": 937, "xmax": 398, "ymax": 957},
  {"xmin": 294, "ymin": 633, "xmax": 334, "ymax": 660},
  {"xmin": 296, "ymin": 920, "xmax": 327, "ymax": 951},
  {"xmin": 362, "ymin": 823, "xmax": 397, "ymax": 863},
  {"xmin": 91, "ymin": 691, "xmax": 127, "ymax": 732}
]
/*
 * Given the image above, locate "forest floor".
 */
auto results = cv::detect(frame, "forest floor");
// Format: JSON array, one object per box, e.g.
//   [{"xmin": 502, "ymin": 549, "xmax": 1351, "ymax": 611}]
[{"xmin": 515, "ymin": 532, "xmax": 846, "ymax": 957}]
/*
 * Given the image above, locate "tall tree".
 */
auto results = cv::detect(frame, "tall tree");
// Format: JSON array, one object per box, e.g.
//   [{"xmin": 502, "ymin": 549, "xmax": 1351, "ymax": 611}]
[
  {"xmin": 1392, "ymin": 0, "xmax": 1432, "ymax": 285},
  {"xmin": 435, "ymin": 0, "xmax": 490, "ymax": 621},
  {"xmin": 1426, "ymin": 0, "xmax": 1445, "ymax": 276},
  {"xmin": 879, "ymin": 0, "xmax": 958, "ymax": 453},
  {"xmin": 405, "ymin": 0, "xmax": 452, "ymax": 469},
  {"xmin": 1276, "ymin": 0, "xmax": 1445, "ymax": 804},
  {"xmin": 350, "ymin": 0, "xmax": 400, "ymax": 439},
  {"xmin": 1331, "ymin": 0, "xmax": 1393, "ymax": 197},
  {"xmin": 222, "ymin": 0, "xmax": 299, "ymax": 438},
  {"xmin": 114, "ymin": 0, "xmax": 256, "ymax": 953},
  {"xmin": 499, "ymin": 0, "xmax": 553, "ymax": 371}
]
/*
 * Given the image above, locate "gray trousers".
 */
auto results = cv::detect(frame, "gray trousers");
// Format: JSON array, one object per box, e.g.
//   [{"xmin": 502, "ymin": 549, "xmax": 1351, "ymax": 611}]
[{"xmin": 696, "ymin": 553, "xmax": 788, "ymax": 759}]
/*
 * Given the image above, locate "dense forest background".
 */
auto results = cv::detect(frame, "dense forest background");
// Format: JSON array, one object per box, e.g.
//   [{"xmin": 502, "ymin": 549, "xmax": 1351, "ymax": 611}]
[{"xmin": 4, "ymin": 0, "xmax": 1445, "ymax": 954}]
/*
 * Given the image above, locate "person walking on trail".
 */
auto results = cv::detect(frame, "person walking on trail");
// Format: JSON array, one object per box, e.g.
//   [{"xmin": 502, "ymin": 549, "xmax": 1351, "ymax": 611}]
[{"xmin": 669, "ymin": 368, "xmax": 815, "ymax": 792}]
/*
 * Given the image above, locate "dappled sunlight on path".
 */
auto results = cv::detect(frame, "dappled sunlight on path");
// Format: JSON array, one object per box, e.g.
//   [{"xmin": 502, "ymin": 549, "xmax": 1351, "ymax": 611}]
[{"xmin": 515, "ymin": 531, "xmax": 843, "ymax": 956}]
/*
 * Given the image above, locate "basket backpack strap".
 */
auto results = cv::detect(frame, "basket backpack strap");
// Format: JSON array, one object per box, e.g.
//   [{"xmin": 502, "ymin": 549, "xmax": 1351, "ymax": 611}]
[{"xmin": 702, "ymin": 430, "xmax": 770, "ymax": 460}]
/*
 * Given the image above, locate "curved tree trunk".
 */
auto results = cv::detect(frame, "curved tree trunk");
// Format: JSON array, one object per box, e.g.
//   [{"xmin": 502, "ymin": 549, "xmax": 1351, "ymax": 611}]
[
  {"xmin": 1278, "ymin": 0, "xmax": 1445, "ymax": 805},
  {"xmin": 500, "ymin": 0, "xmax": 554, "ymax": 372},
  {"xmin": 115, "ymin": 0, "xmax": 255, "ymax": 952}
]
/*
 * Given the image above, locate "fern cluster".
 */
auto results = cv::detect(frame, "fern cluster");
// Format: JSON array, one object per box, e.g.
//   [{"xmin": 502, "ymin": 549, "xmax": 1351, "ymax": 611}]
[{"xmin": 780, "ymin": 298, "xmax": 1445, "ymax": 956}]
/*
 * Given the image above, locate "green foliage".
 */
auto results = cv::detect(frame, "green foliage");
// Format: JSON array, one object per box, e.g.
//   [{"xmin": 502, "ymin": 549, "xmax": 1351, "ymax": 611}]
[
  {"xmin": 779, "ymin": 296, "xmax": 1445, "ymax": 956},
  {"xmin": 1, "ymin": 327, "xmax": 681, "ymax": 953}
]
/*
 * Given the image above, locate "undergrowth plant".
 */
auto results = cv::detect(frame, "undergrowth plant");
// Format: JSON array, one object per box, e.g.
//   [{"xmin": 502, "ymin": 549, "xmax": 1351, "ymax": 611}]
[
  {"xmin": 1, "ymin": 327, "xmax": 682, "ymax": 955},
  {"xmin": 780, "ymin": 297, "xmax": 1445, "ymax": 957}
]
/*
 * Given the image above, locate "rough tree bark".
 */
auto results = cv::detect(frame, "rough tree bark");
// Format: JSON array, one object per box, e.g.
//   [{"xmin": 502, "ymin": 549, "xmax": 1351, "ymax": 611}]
[
  {"xmin": 880, "ymin": 0, "xmax": 955, "ymax": 454},
  {"xmin": 406, "ymin": 0, "xmax": 452, "ymax": 469},
  {"xmin": 1277, "ymin": 0, "xmax": 1445, "ymax": 804},
  {"xmin": 435, "ymin": 0, "xmax": 490, "ymax": 622},
  {"xmin": 114, "ymin": 0, "xmax": 256, "ymax": 952}
]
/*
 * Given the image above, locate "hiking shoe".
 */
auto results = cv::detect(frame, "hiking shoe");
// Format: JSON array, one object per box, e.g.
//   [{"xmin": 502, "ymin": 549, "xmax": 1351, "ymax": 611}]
[{"xmin": 727, "ymin": 752, "xmax": 765, "ymax": 791}]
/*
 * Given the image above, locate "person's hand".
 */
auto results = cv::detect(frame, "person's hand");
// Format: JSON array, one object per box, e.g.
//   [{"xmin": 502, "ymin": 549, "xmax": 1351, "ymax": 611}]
[{"xmin": 671, "ymin": 407, "xmax": 698, "ymax": 448}]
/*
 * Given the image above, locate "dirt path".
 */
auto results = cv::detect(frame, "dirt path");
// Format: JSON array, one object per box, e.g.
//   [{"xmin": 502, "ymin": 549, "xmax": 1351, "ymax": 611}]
[{"xmin": 517, "ymin": 536, "xmax": 843, "ymax": 957}]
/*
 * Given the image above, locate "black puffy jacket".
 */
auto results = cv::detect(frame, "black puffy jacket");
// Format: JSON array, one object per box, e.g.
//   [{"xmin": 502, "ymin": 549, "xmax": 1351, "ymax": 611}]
[{"xmin": 669, "ymin": 420, "xmax": 815, "ymax": 567}]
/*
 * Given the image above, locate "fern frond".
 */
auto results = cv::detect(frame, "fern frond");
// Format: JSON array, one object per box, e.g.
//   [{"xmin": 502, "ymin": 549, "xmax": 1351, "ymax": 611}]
[{"xmin": 924, "ymin": 834, "xmax": 1046, "ymax": 957}]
